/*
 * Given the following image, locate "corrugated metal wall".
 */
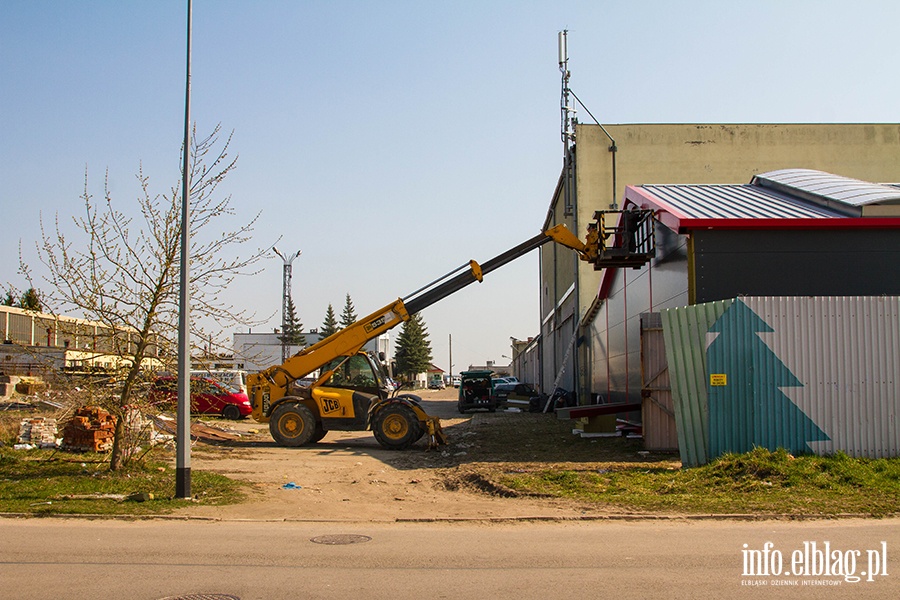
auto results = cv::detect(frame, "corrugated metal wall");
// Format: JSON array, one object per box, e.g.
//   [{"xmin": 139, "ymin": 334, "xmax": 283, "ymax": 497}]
[
  {"xmin": 660, "ymin": 300, "xmax": 732, "ymax": 466},
  {"xmin": 663, "ymin": 297, "xmax": 900, "ymax": 465},
  {"xmin": 740, "ymin": 296, "xmax": 900, "ymax": 459}
]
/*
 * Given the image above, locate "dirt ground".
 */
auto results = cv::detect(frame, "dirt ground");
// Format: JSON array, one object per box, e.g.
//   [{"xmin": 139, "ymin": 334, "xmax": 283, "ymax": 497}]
[{"xmin": 176, "ymin": 387, "xmax": 679, "ymax": 522}]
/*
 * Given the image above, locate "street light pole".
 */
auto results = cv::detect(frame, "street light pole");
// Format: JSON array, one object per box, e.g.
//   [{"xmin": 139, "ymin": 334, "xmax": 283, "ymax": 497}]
[
  {"xmin": 175, "ymin": 0, "xmax": 193, "ymax": 500},
  {"xmin": 272, "ymin": 247, "xmax": 301, "ymax": 363}
]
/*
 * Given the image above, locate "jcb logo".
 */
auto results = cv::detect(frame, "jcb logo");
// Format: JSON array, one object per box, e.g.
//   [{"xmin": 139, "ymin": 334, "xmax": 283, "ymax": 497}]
[
  {"xmin": 364, "ymin": 316, "xmax": 386, "ymax": 333},
  {"xmin": 322, "ymin": 398, "xmax": 342, "ymax": 414}
]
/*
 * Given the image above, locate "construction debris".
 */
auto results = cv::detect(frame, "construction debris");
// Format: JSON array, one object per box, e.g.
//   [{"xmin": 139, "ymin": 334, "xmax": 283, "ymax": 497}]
[
  {"xmin": 17, "ymin": 417, "xmax": 59, "ymax": 448},
  {"xmin": 62, "ymin": 493, "xmax": 127, "ymax": 501},
  {"xmin": 58, "ymin": 492, "xmax": 154, "ymax": 502},
  {"xmin": 126, "ymin": 492, "xmax": 154, "ymax": 502},
  {"xmin": 0, "ymin": 375, "xmax": 20, "ymax": 398},
  {"xmin": 62, "ymin": 406, "xmax": 116, "ymax": 452},
  {"xmin": 15, "ymin": 380, "xmax": 48, "ymax": 395},
  {"xmin": 148, "ymin": 414, "xmax": 241, "ymax": 443}
]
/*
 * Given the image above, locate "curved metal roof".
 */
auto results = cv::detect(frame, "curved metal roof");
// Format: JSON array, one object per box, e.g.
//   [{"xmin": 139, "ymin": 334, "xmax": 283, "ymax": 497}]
[
  {"xmin": 754, "ymin": 168, "xmax": 900, "ymax": 208},
  {"xmin": 624, "ymin": 170, "xmax": 900, "ymax": 233}
]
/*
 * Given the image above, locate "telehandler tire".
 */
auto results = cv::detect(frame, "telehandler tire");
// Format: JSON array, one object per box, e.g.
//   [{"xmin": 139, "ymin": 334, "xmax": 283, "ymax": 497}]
[
  {"xmin": 372, "ymin": 404, "xmax": 422, "ymax": 450},
  {"xmin": 310, "ymin": 422, "xmax": 327, "ymax": 443},
  {"xmin": 270, "ymin": 402, "xmax": 317, "ymax": 447}
]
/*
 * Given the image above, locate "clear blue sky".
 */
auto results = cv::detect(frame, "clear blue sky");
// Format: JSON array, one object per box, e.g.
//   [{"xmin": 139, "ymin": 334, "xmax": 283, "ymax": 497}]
[{"xmin": 2, "ymin": 1, "xmax": 898, "ymax": 375}]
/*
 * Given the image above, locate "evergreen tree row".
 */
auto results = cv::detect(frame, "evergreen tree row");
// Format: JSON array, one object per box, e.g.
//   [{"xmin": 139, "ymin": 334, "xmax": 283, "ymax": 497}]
[{"xmin": 303, "ymin": 292, "xmax": 435, "ymax": 381}]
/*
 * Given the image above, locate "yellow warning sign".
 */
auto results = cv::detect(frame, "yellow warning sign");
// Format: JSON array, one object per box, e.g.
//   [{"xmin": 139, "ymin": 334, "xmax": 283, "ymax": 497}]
[{"xmin": 710, "ymin": 374, "xmax": 728, "ymax": 386}]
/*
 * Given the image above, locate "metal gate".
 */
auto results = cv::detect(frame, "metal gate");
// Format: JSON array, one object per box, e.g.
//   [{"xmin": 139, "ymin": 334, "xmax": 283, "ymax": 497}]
[{"xmin": 640, "ymin": 312, "xmax": 678, "ymax": 452}]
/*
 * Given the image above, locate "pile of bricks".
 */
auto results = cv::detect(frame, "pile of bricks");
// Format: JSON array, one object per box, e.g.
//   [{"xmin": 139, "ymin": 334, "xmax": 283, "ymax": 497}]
[
  {"xmin": 17, "ymin": 417, "xmax": 59, "ymax": 448},
  {"xmin": 62, "ymin": 406, "xmax": 117, "ymax": 452}
]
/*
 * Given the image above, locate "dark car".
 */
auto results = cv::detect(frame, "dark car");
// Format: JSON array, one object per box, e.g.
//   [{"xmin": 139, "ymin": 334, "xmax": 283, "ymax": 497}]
[
  {"xmin": 151, "ymin": 375, "xmax": 252, "ymax": 420},
  {"xmin": 457, "ymin": 370, "xmax": 496, "ymax": 413},
  {"xmin": 492, "ymin": 382, "xmax": 540, "ymax": 407}
]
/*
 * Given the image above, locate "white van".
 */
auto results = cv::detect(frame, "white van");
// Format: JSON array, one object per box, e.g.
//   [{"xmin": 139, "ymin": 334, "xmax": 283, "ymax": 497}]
[{"xmin": 191, "ymin": 369, "xmax": 248, "ymax": 394}]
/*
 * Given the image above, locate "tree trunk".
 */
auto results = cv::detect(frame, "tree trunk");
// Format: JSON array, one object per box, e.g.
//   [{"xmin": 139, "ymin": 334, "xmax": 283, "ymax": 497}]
[{"xmin": 109, "ymin": 414, "xmax": 128, "ymax": 471}]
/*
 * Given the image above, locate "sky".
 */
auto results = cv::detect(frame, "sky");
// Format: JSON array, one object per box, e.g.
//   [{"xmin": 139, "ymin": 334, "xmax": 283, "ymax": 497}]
[{"xmin": 2, "ymin": 1, "xmax": 899, "ymax": 376}]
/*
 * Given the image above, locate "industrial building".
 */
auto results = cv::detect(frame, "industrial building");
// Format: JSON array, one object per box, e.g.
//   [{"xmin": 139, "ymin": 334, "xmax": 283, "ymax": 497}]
[
  {"xmin": 0, "ymin": 304, "xmax": 160, "ymax": 374},
  {"xmin": 538, "ymin": 123, "xmax": 900, "ymax": 429},
  {"xmin": 592, "ymin": 168, "xmax": 900, "ymax": 401},
  {"xmin": 598, "ymin": 170, "xmax": 900, "ymax": 459}
]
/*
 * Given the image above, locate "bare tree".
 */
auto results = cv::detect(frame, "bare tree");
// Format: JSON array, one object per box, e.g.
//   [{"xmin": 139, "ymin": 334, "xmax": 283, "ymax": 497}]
[{"xmin": 30, "ymin": 125, "xmax": 267, "ymax": 470}]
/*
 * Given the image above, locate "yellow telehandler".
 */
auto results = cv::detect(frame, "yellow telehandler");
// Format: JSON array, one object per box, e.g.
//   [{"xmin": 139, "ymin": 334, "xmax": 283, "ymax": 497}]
[{"xmin": 247, "ymin": 211, "xmax": 655, "ymax": 450}]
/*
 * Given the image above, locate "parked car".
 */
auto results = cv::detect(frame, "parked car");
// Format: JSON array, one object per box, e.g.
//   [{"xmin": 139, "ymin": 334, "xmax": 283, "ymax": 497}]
[
  {"xmin": 457, "ymin": 370, "xmax": 496, "ymax": 413},
  {"xmin": 491, "ymin": 376, "xmax": 519, "ymax": 388},
  {"xmin": 451, "ymin": 375, "xmax": 461, "ymax": 387},
  {"xmin": 151, "ymin": 375, "xmax": 252, "ymax": 420},
  {"xmin": 492, "ymin": 382, "xmax": 540, "ymax": 407},
  {"xmin": 428, "ymin": 377, "xmax": 446, "ymax": 389},
  {"xmin": 191, "ymin": 369, "xmax": 248, "ymax": 394}
]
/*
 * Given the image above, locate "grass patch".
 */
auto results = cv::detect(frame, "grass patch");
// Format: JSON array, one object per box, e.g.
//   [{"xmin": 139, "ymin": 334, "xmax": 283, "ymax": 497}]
[
  {"xmin": 0, "ymin": 446, "xmax": 247, "ymax": 515},
  {"xmin": 496, "ymin": 447, "xmax": 900, "ymax": 516}
]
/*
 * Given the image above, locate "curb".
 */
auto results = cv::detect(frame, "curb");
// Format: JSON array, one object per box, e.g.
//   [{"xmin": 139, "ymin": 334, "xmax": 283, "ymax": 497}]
[{"xmin": 1, "ymin": 511, "xmax": 891, "ymax": 524}]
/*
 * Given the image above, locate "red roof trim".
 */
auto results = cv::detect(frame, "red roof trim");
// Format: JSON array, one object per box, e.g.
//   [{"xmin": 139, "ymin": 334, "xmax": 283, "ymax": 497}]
[
  {"xmin": 594, "ymin": 188, "xmax": 900, "ymax": 304},
  {"xmin": 676, "ymin": 217, "xmax": 900, "ymax": 233}
]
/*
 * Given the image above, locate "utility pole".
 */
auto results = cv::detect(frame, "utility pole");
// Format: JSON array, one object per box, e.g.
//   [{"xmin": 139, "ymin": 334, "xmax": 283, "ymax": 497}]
[
  {"xmin": 273, "ymin": 247, "xmax": 301, "ymax": 363},
  {"xmin": 448, "ymin": 333, "xmax": 453, "ymax": 380}
]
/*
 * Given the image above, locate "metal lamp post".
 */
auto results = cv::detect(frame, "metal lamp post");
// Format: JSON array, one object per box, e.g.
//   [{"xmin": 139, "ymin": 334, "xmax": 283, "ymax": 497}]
[
  {"xmin": 272, "ymin": 247, "xmax": 301, "ymax": 363},
  {"xmin": 175, "ymin": 0, "xmax": 193, "ymax": 500}
]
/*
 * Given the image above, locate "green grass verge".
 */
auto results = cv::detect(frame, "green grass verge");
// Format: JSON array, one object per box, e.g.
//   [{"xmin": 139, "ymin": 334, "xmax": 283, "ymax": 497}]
[
  {"xmin": 0, "ymin": 446, "xmax": 247, "ymax": 516},
  {"xmin": 497, "ymin": 447, "xmax": 900, "ymax": 516}
]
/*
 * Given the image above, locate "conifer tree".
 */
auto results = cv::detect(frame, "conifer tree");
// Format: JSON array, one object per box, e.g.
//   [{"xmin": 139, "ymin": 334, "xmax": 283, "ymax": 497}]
[
  {"xmin": 339, "ymin": 293, "xmax": 357, "ymax": 328},
  {"xmin": 394, "ymin": 313, "xmax": 432, "ymax": 381},
  {"xmin": 19, "ymin": 288, "xmax": 42, "ymax": 311},
  {"xmin": 1, "ymin": 287, "xmax": 43, "ymax": 311},
  {"xmin": 279, "ymin": 296, "xmax": 306, "ymax": 346},
  {"xmin": 319, "ymin": 303, "xmax": 339, "ymax": 340}
]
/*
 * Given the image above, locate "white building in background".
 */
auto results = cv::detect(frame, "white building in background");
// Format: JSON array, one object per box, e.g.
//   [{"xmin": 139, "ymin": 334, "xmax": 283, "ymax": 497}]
[
  {"xmin": 233, "ymin": 329, "xmax": 391, "ymax": 374},
  {"xmin": 0, "ymin": 304, "xmax": 162, "ymax": 375},
  {"xmin": 232, "ymin": 331, "xmax": 302, "ymax": 373}
]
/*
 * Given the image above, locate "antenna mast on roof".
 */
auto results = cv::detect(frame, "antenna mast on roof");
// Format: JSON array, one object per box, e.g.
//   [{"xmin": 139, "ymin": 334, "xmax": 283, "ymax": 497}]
[
  {"xmin": 559, "ymin": 30, "xmax": 576, "ymax": 216},
  {"xmin": 559, "ymin": 30, "xmax": 575, "ymax": 156}
]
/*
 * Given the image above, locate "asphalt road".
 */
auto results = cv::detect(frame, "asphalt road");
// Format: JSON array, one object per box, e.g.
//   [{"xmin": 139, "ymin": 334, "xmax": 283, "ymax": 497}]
[{"xmin": 1, "ymin": 517, "xmax": 897, "ymax": 599}]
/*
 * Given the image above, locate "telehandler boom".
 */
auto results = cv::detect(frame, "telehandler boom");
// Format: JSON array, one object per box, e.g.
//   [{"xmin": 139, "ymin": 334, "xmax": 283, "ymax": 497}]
[{"xmin": 247, "ymin": 213, "xmax": 654, "ymax": 450}]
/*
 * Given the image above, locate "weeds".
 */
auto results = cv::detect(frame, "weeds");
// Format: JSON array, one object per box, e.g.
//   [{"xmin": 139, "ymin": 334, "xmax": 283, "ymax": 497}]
[
  {"xmin": 0, "ymin": 445, "xmax": 247, "ymax": 515},
  {"xmin": 497, "ymin": 447, "xmax": 900, "ymax": 516}
]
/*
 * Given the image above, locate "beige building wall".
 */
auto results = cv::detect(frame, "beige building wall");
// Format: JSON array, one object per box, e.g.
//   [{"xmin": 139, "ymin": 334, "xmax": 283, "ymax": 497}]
[{"xmin": 540, "ymin": 123, "xmax": 900, "ymax": 400}]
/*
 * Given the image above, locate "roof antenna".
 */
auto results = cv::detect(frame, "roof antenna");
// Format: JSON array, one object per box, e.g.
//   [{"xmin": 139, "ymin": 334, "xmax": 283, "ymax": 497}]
[
  {"xmin": 559, "ymin": 31, "xmax": 619, "ymax": 210},
  {"xmin": 559, "ymin": 30, "xmax": 575, "ymax": 150},
  {"xmin": 559, "ymin": 30, "xmax": 576, "ymax": 216}
]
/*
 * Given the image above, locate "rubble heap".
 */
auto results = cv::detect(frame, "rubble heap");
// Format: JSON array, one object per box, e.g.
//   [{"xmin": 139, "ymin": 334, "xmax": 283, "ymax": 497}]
[
  {"xmin": 62, "ymin": 406, "xmax": 116, "ymax": 452},
  {"xmin": 17, "ymin": 417, "xmax": 59, "ymax": 448}
]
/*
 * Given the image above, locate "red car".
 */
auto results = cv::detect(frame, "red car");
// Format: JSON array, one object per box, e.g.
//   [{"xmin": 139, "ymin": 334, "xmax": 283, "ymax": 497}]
[{"xmin": 151, "ymin": 375, "xmax": 252, "ymax": 420}]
